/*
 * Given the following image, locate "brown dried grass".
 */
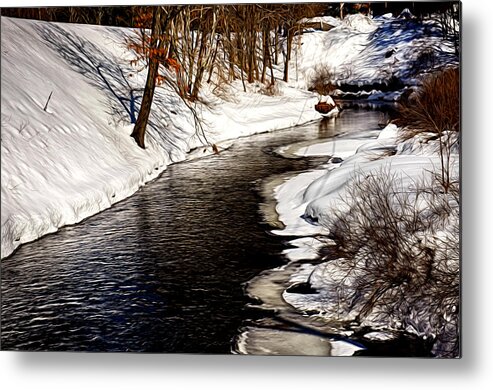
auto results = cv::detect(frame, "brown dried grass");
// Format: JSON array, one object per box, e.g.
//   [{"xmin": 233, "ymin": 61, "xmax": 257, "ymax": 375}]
[{"xmin": 396, "ymin": 67, "xmax": 460, "ymax": 140}]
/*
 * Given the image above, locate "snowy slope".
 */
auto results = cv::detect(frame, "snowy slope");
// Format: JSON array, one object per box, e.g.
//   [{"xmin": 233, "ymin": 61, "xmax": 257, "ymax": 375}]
[
  {"xmin": 287, "ymin": 13, "xmax": 458, "ymax": 95},
  {"xmin": 274, "ymin": 123, "xmax": 459, "ymax": 243},
  {"xmin": 1, "ymin": 17, "xmax": 324, "ymax": 259}
]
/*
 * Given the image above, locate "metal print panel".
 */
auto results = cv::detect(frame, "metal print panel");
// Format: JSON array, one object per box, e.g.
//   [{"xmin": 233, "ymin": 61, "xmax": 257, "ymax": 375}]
[{"xmin": 0, "ymin": 2, "xmax": 460, "ymax": 357}]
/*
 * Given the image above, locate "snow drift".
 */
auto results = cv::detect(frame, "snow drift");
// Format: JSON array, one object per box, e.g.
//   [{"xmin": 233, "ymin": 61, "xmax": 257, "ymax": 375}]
[
  {"xmin": 291, "ymin": 12, "xmax": 458, "ymax": 95},
  {"xmin": 272, "ymin": 122, "xmax": 460, "ymax": 357}
]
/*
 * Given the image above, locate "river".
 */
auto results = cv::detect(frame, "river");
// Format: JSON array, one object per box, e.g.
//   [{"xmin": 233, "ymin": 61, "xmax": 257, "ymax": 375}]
[{"xmin": 2, "ymin": 107, "xmax": 410, "ymax": 354}]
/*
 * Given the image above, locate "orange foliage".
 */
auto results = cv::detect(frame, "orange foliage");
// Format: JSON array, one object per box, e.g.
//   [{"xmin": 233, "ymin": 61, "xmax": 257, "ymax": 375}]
[
  {"xmin": 133, "ymin": 10, "xmax": 153, "ymax": 29},
  {"xmin": 155, "ymin": 74, "xmax": 167, "ymax": 86},
  {"xmin": 165, "ymin": 58, "xmax": 180, "ymax": 72}
]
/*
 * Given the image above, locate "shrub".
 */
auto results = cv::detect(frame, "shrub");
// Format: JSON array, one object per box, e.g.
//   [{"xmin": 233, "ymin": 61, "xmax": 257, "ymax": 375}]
[
  {"xmin": 259, "ymin": 82, "xmax": 281, "ymax": 97},
  {"xmin": 308, "ymin": 65, "xmax": 336, "ymax": 95},
  {"xmin": 411, "ymin": 47, "xmax": 437, "ymax": 75},
  {"xmin": 327, "ymin": 169, "xmax": 459, "ymax": 357},
  {"xmin": 396, "ymin": 67, "xmax": 460, "ymax": 137},
  {"xmin": 396, "ymin": 67, "xmax": 459, "ymax": 193}
]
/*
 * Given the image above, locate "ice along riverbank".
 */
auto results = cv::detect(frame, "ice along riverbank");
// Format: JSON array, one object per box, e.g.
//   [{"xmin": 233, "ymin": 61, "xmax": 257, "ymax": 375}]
[{"xmin": 236, "ymin": 103, "xmax": 458, "ymax": 357}]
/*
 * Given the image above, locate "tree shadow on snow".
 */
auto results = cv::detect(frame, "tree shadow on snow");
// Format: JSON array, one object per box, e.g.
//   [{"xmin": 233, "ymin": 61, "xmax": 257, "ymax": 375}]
[
  {"xmin": 33, "ymin": 23, "xmax": 142, "ymax": 126},
  {"xmin": 366, "ymin": 18, "xmax": 458, "ymax": 79},
  {"xmin": 32, "ymin": 23, "xmax": 193, "ymax": 154}
]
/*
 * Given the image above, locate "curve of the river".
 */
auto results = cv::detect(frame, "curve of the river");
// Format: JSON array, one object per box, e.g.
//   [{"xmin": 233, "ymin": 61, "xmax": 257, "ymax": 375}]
[{"xmin": 1, "ymin": 107, "xmax": 402, "ymax": 354}]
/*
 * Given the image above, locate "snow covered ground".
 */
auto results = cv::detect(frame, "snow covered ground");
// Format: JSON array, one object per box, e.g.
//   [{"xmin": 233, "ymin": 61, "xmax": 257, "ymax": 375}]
[
  {"xmin": 1, "ymin": 16, "xmax": 328, "ymax": 259},
  {"xmin": 286, "ymin": 12, "xmax": 458, "ymax": 99},
  {"xmin": 271, "ymin": 125, "xmax": 387, "ymax": 237},
  {"xmin": 270, "ymin": 122, "xmax": 459, "ymax": 357}
]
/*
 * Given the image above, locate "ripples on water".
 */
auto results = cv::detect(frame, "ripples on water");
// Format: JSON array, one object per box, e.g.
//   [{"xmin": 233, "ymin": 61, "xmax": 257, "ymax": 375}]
[{"xmin": 1, "ymin": 110, "xmax": 384, "ymax": 353}]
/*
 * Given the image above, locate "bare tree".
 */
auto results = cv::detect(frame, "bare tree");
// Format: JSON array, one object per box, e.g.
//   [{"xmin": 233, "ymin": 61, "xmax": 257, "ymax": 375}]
[
  {"xmin": 128, "ymin": 4, "xmax": 326, "ymax": 148},
  {"xmin": 131, "ymin": 6, "xmax": 180, "ymax": 148}
]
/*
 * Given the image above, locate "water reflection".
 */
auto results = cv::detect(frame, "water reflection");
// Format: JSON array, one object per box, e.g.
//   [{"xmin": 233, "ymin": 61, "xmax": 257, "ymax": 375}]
[{"xmin": 1, "ymin": 110, "xmax": 384, "ymax": 353}]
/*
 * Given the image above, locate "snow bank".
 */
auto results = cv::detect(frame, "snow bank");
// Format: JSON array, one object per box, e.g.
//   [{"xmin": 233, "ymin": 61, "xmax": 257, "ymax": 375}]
[
  {"xmin": 272, "ymin": 121, "xmax": 460, "ymax": 357},
  {"xmin": 275, "ymin": 122, "xmax": 459, "ymax": 237},
  {"xmin": 342, "ymin": 13, "xmax": 378, "ymax": 33},
  {"xmin": 1, "ymin": 17, "xmax": 321, "ymax": 259},
  {"xmin": 304, "ymin": 153, "xmax": 458, "ymax": 227},
  {"xmin": 235, "ymin": 326, "xmax": 361, "ymax": 356},
  {"xmin": 274, "ymin": 122, "xmax": 458, "ymax": 235},
  {"xmin": 282, "ymin": 236, "xmax": 334, "ymax": 262},
  {"xmin": 271, "ymin": 127, "xmax": 383, "ymax": 237},
  {"xmin": 288, "ymin": 13, "xmax": 458, "ymax": 93},
  {"xmin": 299, "ymin": 16, "xmax": 341, "ymax": 28}
]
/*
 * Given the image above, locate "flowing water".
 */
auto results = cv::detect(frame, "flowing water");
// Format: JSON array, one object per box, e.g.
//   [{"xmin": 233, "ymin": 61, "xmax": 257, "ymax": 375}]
[{"xmin": 2, "ymin": 108, "xmax": 406, "ymax": 354}]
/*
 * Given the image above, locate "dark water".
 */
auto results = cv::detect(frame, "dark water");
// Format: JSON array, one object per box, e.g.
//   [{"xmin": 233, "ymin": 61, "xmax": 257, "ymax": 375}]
[{"xmin": 1, "ymin": 109, "xmax": 386, "ymax": 353}]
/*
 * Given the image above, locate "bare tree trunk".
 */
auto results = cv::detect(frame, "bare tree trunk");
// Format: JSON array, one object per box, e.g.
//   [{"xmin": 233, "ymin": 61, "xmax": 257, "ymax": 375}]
[
  {"xmin": 69, "ymin": 7, "xmax": 77, "ymax": 23},
  {"xmin": 283, "ymin": 27, "xmax": 293, "ymax": 82},
  {"xmin": 261, "ymin": 28, "xmax": 268, "ymax": 83},
  {"xmin": 96, "ymin": 7, "xmax": 104, "ymax": 25},
  {"xmin": 239, "ymin": 37, "xmax": 247, "ymax": 92},
  {"xmin": 253, "ymin": 31, "xmax": 259, "ymax": 81},
  {"xmin": 274, "ymin": 27, "xmax": 279, "ymax": 65},
  {"xmin": 207, "ymin": 36, "xmax": 220, "ymax": 84},
  {"xmin": 227, "ymin": 31, "xmax": 236, "ymax": 81},
  {"xmin": 269, "ymin": 50, "xmax": 275, "ymax": 85},
  {"xmin": 191, "ymin": 31, "xmax": 208, "ymax": 100},
  {"xmin": 247, "ymin": 37, "xmax": 255, "ymax": 83},
  {"xmin": 131, "ymin": 7, "xmax": 163, "ymax": 149}
]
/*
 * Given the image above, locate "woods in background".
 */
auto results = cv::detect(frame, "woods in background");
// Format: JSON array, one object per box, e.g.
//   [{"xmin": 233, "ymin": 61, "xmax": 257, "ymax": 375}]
[
  {"xmin": 1, "ymin": 7, "xmax": 139, "ymax": 27},
  {"xmin": 2, "ymin": 3, "xmax": 459, "ymax": 149},
  {"xmin": 127, "ymin": 4, "xmax": 326, "ymax": 148}
]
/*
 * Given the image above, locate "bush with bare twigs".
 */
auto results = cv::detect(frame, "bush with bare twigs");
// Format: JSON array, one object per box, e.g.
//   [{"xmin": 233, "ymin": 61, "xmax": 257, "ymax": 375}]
[
  {"xmin": 308, "ymin": 65, "xmax": 337, "ymax": 96},
  {"xmin": 396, "ymin": 67, "xmax": 459, "ymax": 138},
  {"xmin": 259, "ymin": 82, "xmax": 281, "ymax": 97},
  {"xmin": 411, "ymin": 47, "xmax": 437, "ymax": 75},
  {"xmin": 396, "ymin": 67, "xmax": 459, "ymax": 193},
  {"xmin": 326, "ymin": 169, "xmax": 459, "ymax": 357}
]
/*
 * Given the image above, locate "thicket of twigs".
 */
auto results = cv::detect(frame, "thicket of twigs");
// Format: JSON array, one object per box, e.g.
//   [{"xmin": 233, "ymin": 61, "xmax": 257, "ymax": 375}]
[
  {"xmin": 126, "ymin": 4, "xmax": 325, "ymax": 148},
  {"xmin": 396, "ymin": 67, "xmax": 460, "ymax": 138},
  {"xmin": 327, "ymin": 170, "xmax": 459, "ymax": 357},
  {"xmin": 308, "ymin": 65, "xmax": 336, "ymax": 96},
  {"xmin": 322, "ymin": 69, "xmax": 461, "ymax": 356},
  {"xmin": 396, "ymin": 67, "xmax": 460, "ymax": 192},
  {"xmin": 127, "ymin": 4, "xmax": 326, "ymax": 101}
]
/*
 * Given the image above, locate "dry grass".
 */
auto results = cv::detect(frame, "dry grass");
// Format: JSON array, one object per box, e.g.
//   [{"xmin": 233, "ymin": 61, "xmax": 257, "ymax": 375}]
[
  {"xmin": 210, "ymin": 65, "xmax": 240, "ymax": 104},
  {"xmin": 396, "ymin": 67, "xmax": 459, "ymax": 193},
  {"xmin": 396, "ymin": 67, "xmax": 460, "ymax": 139},
  {"xmin": 259, "ymin": 82, "xmax": 281, "ymax": 97}
]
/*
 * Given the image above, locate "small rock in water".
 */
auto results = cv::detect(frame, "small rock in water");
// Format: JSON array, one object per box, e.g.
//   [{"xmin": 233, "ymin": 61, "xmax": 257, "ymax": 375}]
[
  {"xmin": 385, "ymin": 49, "xmax": 395, "ymax": 58},
  {"xmin": 330, "ymin": 157, "xmax": 343, "ymax": 164},
  {"xmin": 285, "ymin": 282, "xmax": 318, "ymax": 295}
]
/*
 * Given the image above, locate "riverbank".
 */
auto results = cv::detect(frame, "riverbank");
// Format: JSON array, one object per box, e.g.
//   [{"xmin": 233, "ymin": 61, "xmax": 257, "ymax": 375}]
[
  {"xmin": 1, "ymin": 9, "xmax": 458, "ymax": 259},
  {"xmin": 239, "ymin": 107, "xmax": 459, "ymax": 357},
  {"xmin": 1, "ymin": 17, "xmax": 336, "ymax": 259}
]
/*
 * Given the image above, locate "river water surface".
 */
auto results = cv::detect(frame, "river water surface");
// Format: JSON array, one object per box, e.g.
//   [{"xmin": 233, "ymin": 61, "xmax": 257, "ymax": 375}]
[{"xmin": 2, "ymin": 109, "xmax": 392, "ymax": 353}]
